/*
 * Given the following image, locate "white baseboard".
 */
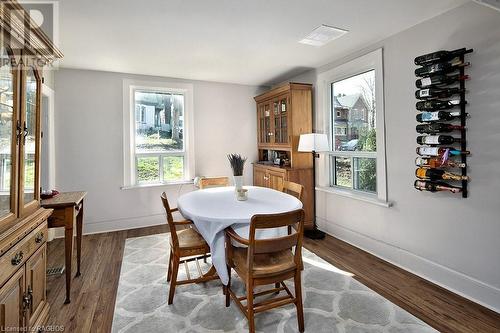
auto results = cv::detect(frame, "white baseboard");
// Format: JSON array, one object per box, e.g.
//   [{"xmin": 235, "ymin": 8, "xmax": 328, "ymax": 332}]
[
  {"xmin": 84, "ymin": 214, "xmax": 166, "ymax": 235},
  {"xmin": 50, "ymin": 213, "xmax": 166, "ymax": 239},
  {"xmin": 317, "ymin": 217, "xmax": 500, "ymax": 314}
]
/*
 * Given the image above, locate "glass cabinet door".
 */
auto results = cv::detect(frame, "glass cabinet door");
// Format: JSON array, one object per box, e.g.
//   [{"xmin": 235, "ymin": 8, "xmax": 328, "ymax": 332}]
[
  {"xmin": 273, "ymin": 99, "xmax": 281, "ymax": 143},
  {"xmin": 20, "ymin": 66, "xmax": 40, "ymax": 213},
  {"xmin": 280, "ymin": 96, "xmax": 288, "ymax": 144},
  {"xmin": 0, "ymin": 46, "xmax": 18, "ymax": 225},
  {"xmin": 273, "ymin": 95, "xmax": 289, "ymax": 145},
  {"xmin": 258, "ymin": 102, "xmax": 272, "ymax": 144},
  {"xmin": 258, "ymin": 103, "xmax": 265, "ymax": 144}
]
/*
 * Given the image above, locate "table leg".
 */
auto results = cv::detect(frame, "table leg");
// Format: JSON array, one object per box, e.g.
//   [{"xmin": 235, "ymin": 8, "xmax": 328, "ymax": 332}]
[
  {"xmin": 64, "ymin": 224, "xmax": 74, "ymax": 304},
  {"xmin": 76, "ymin": 201, "xmax": 83, "ymax": 277}
]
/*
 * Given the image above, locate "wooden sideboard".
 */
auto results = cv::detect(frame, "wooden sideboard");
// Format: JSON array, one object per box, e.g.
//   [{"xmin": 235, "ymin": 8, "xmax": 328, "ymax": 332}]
[
  {"xmin": 0, "ymin": 2, "xmax": 63, "ymax": 331},
  {"xmin": 253, "ymin": 83, "xmax": 314, "ymax": 229}
]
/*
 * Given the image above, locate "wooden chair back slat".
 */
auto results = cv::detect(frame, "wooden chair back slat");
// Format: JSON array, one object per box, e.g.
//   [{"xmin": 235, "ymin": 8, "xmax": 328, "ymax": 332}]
[
  {"xmin": 199, "ymin": 176, "xmax": 230, "ymax": 189},
  {"xmin": 253, "ymin": 233, "xmax": 299, "ymax": 254},
  {"xmin": 282, "ymin": 181, "xmax": 304, "ymax": 200},
  {"xmin": 251, "ymin": 209, "xmax": 302, "ymax": 229}
]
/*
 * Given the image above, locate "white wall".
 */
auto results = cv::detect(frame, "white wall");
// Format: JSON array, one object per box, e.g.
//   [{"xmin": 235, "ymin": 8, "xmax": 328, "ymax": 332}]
[
  {"xmin": 54, "ymin": 68, "xmax": 262, "ymax": 234},
  {"xmin": 288, "ymin": 2, "xmax": 500, "ymax": 312},
  {"xmin": 42, "ymin": 68, "xmax": 55, "ymax": 90}
]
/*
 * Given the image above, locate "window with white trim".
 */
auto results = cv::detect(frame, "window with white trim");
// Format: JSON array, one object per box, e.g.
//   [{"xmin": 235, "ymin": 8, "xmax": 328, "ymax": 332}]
[
  {"xmin": 123, "ymin": 80, "xmax": 194, "ymax": 187},
  {"xmin": 330, "ymin": 70, "xmax": 377, "ymax": 192},
  {"xmin": 318, "ymin": 49, "xmax": 387, "ymax": 203}
]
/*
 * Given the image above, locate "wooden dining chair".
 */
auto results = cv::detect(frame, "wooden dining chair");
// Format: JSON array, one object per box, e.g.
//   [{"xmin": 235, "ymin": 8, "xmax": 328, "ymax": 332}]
[
  {"xmin": 282, "ymin": 180, "xmax": 304, "ymax": 200},
  {"xmin": 224, "ymin": 209, "xmax": 305, "ymax": 333},
  {"xmin": 161, "ymin": 192, "xmax": 218, "ymax": 304},
  {"xmin": 199, "ymin": 176, "xmax": 230, "ymax": 189}
]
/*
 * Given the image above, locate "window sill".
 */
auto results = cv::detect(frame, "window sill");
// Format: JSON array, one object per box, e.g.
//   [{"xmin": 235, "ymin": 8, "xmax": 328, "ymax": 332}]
[
  {"xmin": 316, "ymin": 186, "xmax": 392, "ymax": 208},
  {"xmin": 121, "ymin": 180, "xmax": 194, "ymax": 190}
]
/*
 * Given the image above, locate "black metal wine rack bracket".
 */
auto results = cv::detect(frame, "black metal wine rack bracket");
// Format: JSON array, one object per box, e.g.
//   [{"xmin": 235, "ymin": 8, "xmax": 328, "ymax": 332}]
[{"xmin": 459, "ymin": 53, "xmax": 468, "ymax": 198}]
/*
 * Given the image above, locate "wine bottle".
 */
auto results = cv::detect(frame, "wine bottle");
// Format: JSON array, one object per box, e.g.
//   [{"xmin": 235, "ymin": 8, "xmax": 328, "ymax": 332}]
[
  {"xmin": 416, "ymin": 135, "xmax": 461, "ymax": 145},
  {"xmin": 416, "ymin": 111, "xmax": 461, "ymax": 123},
  {"xmin": 414, "ymin": 48, "xmax": 472, "ymax": 66},
  {"xmin": 415, "ymin": 87, "xmax": 464, "ymax": 100},
  {"xmin": 416, "ymin": 123, "xmax": 464, "ymax": 134},
  {"xmin": 415, "ymin": 74, "xmax": 469, "ymax": 88},
  {"xmin": 416, "ymin": 147, "xmax": 470, "ymax": 157},
  {"xmin": 415, "ymin": 60, "xmax": 470, "ymax": 77},
  {"xmin": 415, "ymin": 167, "xmax": 469, "ymax": 181},
  {"xmin": 414, "ymin": 180, "xmax": 462, "ymax": 193},
  {"xmin": 415, "ymin": 157, "xmax": 466, "ymax": 168},
  {"xmin": 416, "ymin": 99, "xmax": 462, "ymax": 111}
]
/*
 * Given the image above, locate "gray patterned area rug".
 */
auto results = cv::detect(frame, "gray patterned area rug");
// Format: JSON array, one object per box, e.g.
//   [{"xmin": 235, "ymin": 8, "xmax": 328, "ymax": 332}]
[{"xmin": 112, "ymin": 233, "xmax": 437, "ymax": 333}]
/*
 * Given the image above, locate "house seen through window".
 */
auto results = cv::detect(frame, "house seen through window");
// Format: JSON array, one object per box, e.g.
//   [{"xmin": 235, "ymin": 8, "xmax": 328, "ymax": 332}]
[
  {"xmin": 134, "ymin": 90, "xmax": 185, "ymax": 184},
  {"xmin": 330, "ymin": 70, "xmax": 377, "ymax": 193}
]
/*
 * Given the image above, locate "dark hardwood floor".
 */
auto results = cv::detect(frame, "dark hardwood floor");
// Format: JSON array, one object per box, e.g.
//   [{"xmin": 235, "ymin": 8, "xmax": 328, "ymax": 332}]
[{"xmin": 45, "ymin": 225, "xmax": 500, "ymax": 333}]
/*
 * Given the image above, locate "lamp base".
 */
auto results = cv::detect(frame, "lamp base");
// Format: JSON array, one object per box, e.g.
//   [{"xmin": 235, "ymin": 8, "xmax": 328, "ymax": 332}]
[{"xmin": 304, "ymin": 229, "xmax": 326, "ymax": 240}]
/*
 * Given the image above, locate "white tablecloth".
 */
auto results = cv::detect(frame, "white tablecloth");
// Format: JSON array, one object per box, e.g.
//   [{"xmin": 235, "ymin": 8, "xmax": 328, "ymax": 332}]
[{"xmin": 177, "ymin": 186, "xmax": 303, "ymax": 284}]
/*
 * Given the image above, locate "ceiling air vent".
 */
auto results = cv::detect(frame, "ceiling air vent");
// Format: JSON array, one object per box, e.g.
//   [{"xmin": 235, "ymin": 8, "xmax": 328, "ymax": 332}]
[
  {"xmin": 473, "ymin": 0, "xmax": 500, "ymax": 12},
  {"xmin": 299, "ymin": 25, "xmax": 348, "ymax": 47}
]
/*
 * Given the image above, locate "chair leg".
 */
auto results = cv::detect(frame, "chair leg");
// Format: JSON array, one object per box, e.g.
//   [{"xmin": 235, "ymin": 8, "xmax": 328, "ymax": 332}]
[
  {"xmin": 294, "ymin": 270, "xmax": 305, "ymax": 333},
  {"xmin": 225, "ymin": 265, "xmax": 231, "ymax": 307},
  {"xmin": 275, "ymin": 282, "xmax": 280, "ymax": 294},
  {"xmin": 247, "ymin": 280, "xmax": 255, "ymax": 333},
  {"xmin": 167, "ymin": 250, "xmax": 173, "ymax": 282},
  {"xmin": 168, "ymin": 255, "xmax": 180, "ymax": 305}
]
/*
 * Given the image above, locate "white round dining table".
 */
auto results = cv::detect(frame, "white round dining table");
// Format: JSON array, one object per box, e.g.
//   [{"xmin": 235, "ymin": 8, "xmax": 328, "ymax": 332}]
[{"xmin": 177, "ymin": 186, "xmax": 303, "ymax": 285}]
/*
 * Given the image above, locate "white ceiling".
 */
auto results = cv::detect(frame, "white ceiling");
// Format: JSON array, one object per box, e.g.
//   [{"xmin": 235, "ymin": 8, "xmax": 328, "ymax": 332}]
[{"xmin": 57, "ymin": 0, "xmax": 469, "ymax": 86}]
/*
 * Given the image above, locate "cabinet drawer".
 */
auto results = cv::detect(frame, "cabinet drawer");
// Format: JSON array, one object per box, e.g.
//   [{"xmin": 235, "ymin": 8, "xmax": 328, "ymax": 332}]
[{"xmin": 0, "ymin": 222, "xmax": 47, "ymax": 288}]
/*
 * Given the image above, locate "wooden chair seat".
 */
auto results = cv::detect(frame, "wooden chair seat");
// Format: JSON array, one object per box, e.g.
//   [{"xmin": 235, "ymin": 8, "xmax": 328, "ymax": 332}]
[
  {"xmin": 173, "ymin": 227, "xmax": 210, "ymax": 251},
  {"xmin": 232, "ymin": 247, "xmax": 295, "ymax": 278}
]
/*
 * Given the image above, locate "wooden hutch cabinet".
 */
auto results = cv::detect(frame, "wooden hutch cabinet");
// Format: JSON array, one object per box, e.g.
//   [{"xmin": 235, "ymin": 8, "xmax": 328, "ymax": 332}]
[
  {"xmin": 253, "ymin": 83, "xmax": 314, "ymax": 229},
  {"xmin": 0, "ymin": 2, "xmax": 62, "ymax": 332}
]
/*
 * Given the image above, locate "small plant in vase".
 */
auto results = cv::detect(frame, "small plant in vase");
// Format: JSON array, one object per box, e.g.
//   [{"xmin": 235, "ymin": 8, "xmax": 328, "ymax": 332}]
[{"xmin": 228, "ymin": 153, "xmax": 247, "ymax": 192}]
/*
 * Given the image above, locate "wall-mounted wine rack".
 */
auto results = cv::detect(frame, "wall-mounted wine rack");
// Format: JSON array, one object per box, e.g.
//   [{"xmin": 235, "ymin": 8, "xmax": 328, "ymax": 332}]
[{"xmin": 413, "ymin": 48, "xmax": 473, "ymax": 198}]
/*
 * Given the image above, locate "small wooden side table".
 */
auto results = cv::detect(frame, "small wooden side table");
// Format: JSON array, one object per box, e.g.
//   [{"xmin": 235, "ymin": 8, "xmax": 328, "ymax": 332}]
[{"xmin": 41, "ymin": 191, "xmax": 87, "ymax": 304}]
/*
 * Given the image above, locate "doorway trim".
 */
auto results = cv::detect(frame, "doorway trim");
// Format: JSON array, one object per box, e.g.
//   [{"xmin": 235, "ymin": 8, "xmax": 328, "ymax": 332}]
[{"xmin": 42, "ymin": 83, "xmax": 56, "ymax": 189}]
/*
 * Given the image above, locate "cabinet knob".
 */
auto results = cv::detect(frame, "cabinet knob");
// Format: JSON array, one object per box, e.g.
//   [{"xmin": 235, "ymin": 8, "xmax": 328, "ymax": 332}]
[
  {"xmin": 35, "ymin": 232, "xmax": 44, "ymax": 243},
  {"xmin": 11, "ymin": 251, "xmax": 24, "ymax": 266}
]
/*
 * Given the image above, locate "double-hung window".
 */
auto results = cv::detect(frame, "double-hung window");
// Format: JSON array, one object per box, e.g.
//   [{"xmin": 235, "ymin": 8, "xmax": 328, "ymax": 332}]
[
  {"xmin": 123, "ymin": 80, "xmax": 194, "ymax": 187},
  {"xmin": 318, "ymin": 49, "xmax": 388, "ymax": 205}
]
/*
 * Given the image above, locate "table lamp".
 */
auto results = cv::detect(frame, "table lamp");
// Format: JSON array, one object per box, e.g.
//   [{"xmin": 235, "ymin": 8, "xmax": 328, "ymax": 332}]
[{"xmin": 298, "ymin": 133, "xmax": 329, "ymax": 239}]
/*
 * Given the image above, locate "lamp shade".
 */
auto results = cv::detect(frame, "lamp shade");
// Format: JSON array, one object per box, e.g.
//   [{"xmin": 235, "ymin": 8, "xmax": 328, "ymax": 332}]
[{"xmin": 298, "ymin": 133, "xmax": 329, "ymax": 152}]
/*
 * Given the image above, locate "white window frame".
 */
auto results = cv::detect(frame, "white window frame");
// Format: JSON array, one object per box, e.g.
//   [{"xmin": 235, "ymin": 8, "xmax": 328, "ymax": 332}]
[
  {"xmin": 317, "ymin": 48, "xmax": 389, "ymax": 206},
  {"xmin": 122, "ymin": 79, "xmax": 195, "ymax": 188}
]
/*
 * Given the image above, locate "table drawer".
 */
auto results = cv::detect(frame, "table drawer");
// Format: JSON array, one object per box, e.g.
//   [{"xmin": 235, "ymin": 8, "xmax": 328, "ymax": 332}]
[
  {"xmin": 47, "ymin": 207, "xmax": 67, "ymax": 227},
  {"xmin": 0, "ymin": 222, "xmax": 47, "ymax": 287}
]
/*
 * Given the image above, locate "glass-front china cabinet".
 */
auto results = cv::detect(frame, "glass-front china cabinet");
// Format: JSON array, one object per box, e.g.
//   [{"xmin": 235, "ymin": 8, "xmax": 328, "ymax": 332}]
[{"xmin": 0, "ymin": 1, "xmax": 63, "ymax": 331}]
